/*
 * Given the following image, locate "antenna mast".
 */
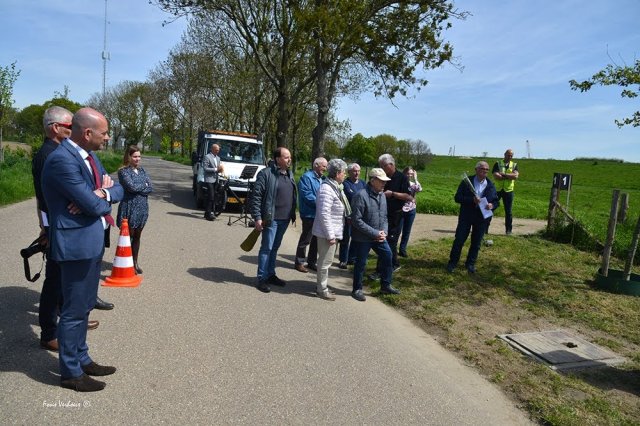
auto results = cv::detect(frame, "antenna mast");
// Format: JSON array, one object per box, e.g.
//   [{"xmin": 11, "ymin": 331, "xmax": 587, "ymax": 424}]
[{"xmin": 102, "ymin": 0, "xmax": 110, "ymax": 97}]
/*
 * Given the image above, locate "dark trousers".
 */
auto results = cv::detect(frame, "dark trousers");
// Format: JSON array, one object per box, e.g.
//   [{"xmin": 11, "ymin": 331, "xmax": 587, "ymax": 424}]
[
  {"xmin": 58, "ymin": 256, "xmax": 102, "ymax": 379},
  {"xmin": 295, "ymin": 218, "xmax": 317, "ymax": 266},
  {"xmin": 39, "ymin": 255, "xmax": 62, "ymax": 342},
  {"xmin": 338, "ymin": 221, "xmax": 356, "ymax": 263},
  {"xmin": 352, "ymin": 240, "xmax": 393, "ymax": 292},
  {"xmin": 449, "ymin": 215, "xmax": 487, "ymax": 268},
  {"xmin": 487, "ymin": 190, "xmax": 514, "ymax": 234},
  {"xmin": 204, "ymin": 181, "xmax": 217, "ymax": 218}
]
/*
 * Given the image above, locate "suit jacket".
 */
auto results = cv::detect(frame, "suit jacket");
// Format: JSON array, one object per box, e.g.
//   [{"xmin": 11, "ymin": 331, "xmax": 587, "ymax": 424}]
[
  {"xmin": 203, "ymin": 153, "xmax": 220, "ymax": 183},
  {"xmin": 454, "ymin": 175, "xmax": 499, "ymax": 223},
  {"xmin": 42, "ymin": 139, "xmax": 124, "ymax": 261}
]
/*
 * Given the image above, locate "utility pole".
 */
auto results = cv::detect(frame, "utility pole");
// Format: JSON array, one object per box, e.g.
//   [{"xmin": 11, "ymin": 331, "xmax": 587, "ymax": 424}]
[
  {"xmin": 102, "ymin": 0, "xmax": 110, "ymax": 98},
  {"xmin": 526, "ymin": 139, "xmax": 531, "ymax": 159}
]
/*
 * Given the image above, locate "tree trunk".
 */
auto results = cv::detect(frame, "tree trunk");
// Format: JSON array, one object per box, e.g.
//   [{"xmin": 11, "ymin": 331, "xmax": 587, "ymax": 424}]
[{"xmin": 311, "ymin": 46, "xmax": 328, "ymax": 159}]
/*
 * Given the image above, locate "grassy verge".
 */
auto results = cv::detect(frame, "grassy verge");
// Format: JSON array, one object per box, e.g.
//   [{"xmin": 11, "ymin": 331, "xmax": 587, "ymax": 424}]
[
  {"xmin": 0, "ymin": 150, "xmax": 122, "ymax": 207},
  {"xmin": 369, "ymin": 234, "xmax": 640, "ymax": 424}
]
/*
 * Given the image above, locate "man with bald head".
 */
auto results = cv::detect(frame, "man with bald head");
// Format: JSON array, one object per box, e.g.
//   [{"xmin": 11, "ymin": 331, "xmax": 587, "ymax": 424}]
[{"xmin": 42, "ymin": 107, "xmax": 123, "ymax": 392}]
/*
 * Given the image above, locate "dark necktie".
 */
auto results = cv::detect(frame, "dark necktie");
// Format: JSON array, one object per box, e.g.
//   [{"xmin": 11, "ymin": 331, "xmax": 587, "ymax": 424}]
[{"xmin": 86, "ymin": 154, "xmax": 115, "ymax": 226}]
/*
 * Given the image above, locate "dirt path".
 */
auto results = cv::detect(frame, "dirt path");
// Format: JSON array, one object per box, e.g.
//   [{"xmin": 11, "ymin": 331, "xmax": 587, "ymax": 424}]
[{"xmin": 407, "ymin": 213, "xmax": 546, "ymax": 243}]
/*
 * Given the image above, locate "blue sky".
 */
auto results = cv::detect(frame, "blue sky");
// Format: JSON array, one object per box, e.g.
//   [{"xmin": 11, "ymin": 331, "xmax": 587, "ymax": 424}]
[{"xmin": 1, "ymin": 0, "xmax": 638, "ymax": 161}]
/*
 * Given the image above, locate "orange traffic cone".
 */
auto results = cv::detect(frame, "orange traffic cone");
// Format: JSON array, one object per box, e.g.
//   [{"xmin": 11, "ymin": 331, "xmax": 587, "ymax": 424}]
[{"xmin": 102, "ymin": 219, "xmax": 143, "ymax": 287}]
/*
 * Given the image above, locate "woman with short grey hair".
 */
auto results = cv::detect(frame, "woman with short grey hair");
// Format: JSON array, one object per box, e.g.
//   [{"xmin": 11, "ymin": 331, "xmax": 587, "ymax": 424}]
[
  {"xmin": 312, "ymin": 158, "xmax": 350, "ymax": 300},
  {"xmin": 326, "ymin": 158, "xmax": 348, "ymax": 179}
]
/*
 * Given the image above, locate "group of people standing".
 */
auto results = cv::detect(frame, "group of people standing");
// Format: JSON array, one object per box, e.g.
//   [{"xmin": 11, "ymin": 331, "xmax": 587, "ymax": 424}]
[
  {"xmin": 31, "ymin": 106, "xmax": 153, "ymax": 392},
  {"xmin": 249, "ymin": 150, "xmax": 423, "ymax": 302}
]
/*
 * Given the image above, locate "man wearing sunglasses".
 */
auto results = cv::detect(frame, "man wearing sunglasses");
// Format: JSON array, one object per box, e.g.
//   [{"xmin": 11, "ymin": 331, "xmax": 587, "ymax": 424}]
[{"xmin": 446, "ymin": 161, "xmax": 499, "ymax": 274}]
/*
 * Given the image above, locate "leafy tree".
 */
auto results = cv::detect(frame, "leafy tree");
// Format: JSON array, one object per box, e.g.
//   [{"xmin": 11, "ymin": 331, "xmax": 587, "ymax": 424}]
[
  {"xmin": 342, "ymin": 132, "xmax": 377, "ymax": 166},
  {"xmin": 569, "ymin": 59, "xmax": 640, "ymax": 127},
  {"xmin": 154, "ymin": 0, "xmax": 318, "ymax": 149},
  {"xmin": 302, "ymin": 1, "xmax": 467, "ymax": 159},
  {"xmin": 0, "ymin": 61, "xmax": 20, "ymax": 162}
]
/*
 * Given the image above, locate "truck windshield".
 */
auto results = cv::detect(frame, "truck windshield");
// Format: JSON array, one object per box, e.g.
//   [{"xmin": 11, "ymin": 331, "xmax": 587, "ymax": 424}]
[{"xmin": 206, "ymin": 139, "xmax": 264, "ymax": 165}]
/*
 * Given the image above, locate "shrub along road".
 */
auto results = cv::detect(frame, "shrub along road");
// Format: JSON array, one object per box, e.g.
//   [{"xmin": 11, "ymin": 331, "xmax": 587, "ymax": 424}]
[{"xmin": 0, "ymin": 156, "xmax": 533, "ymax": 424}]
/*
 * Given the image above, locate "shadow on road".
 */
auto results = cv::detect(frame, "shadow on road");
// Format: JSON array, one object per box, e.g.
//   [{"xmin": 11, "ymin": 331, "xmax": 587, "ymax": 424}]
[{"xmin": 0, "ymin": 285, "xmax": 59, "ymax": 387}]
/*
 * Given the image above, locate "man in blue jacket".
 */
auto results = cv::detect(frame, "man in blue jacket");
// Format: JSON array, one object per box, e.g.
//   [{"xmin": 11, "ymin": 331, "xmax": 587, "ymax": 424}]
[
  {"xmin": 294, "ymin": 157, "xmax": 327, "ymax": 273},
  {"xmin": 42, "ymin": 108, "xmax": 124, "ymax": 392},
  {"xmin": 350, "ymin": 168, "xmax": 401, "ymax": 302},
  {"xmin": 250, "ymin": 147, "xmax": 297, "ymax": 293},
  {"xmin": 446, "ymin": 161, "xmax": 499, "ymax": 274}
]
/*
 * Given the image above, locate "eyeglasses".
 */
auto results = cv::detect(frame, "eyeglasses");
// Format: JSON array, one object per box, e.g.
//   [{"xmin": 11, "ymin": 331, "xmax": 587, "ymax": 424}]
[
  {"xmin": 478, "ymin": 168, "xmax": 489, "ymax": 171},
  {"xmin": 47, "ymin": 122, "xmax": 72, "ymax": 129}
]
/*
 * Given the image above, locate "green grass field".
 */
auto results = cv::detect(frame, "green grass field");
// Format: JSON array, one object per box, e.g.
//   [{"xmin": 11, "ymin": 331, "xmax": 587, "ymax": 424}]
[{"xmin": 416, "ymin": 156, "xmax": 640, "ymax": 256}]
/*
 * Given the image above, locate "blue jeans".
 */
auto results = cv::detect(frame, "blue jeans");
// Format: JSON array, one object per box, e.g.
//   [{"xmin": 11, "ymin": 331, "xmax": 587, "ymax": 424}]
[
  {"xmin": 257, "ymin": 219, "xmax": 289, "ymax": 281},
  {"xmin": 351, "ymin": 240, "xmax": 393, "ymax": 292},
  {"xmin": 399, "ymin": 209, "xmax": 416, "ymax": 254}
]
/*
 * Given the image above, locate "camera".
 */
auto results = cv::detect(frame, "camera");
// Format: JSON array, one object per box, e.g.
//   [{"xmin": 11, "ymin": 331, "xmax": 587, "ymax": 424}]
[{"xmin": 20, "ymin": 236, "xmax": 47, "ymax": 259}]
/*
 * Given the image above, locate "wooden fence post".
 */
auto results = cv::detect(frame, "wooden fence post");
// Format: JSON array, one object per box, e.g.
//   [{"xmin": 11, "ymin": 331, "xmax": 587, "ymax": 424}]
[
  {"xmin": 601, "ymin": 190, "xmax": 620, "ymax": 277},
  {"xmin": 623, "ymin": 214, "xmax": 640, "ymax": 281},
  {"xmin": 546, "ymin": 187, "xmax": 559, "ymax": 231},
  {"xmin": 618, "ymin": 192, "xmax": 629, "ymax": 223}
]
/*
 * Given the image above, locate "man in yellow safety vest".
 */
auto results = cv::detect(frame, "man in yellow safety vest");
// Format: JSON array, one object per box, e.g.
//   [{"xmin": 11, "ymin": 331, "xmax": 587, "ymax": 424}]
[{"xmin": 489, "ymin": 149, "xmax": 519, "ymax": 235}]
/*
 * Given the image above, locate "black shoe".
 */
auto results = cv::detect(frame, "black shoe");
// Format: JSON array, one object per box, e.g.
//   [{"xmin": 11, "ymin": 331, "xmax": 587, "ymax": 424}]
[
  {"xmin": 82, "ymin": 362, "xmax": 116, "ymax": 376},
  {"xmin": 257, "ymin": 281, "xmax": 271, "ymax": 293},
  {"xmin": 307, "ymin": 263, "xmax": 317, "ymax": 271},
  {"xmin": 267, "ymin": 275, "xmax": 286, "ymax": 287},
  {"xmin": 368, "ymin": 272, "xmax": 380, "ymax": 281},
  {"xmin": 446, "ymin": 263, "xmax": 455, "ymax": 273},
  {"xmin": 134, "ymin": 264, "xmax": 143, "ymax": 274},
  {"xmin": 351, "ymin": 290, "xmax": 366, "ymax": 302},
  {"xmin": 398, "ymin": 250, "xmax": 408, "ymax": 258},
  {"xmin": 338, "ymin": 262, "xmax": 348, "ymax": 270},
  {"xmin": 347, "ymin": 260, "xmax": 355, "ymax": 265},
  {"xmin": 94, "ymin": 297, "xmax": 114, "ymax": 310},
  {"xmin": 392, "ymin": 264, "xmax": 401, "ymax": 272},
  {"xmin": 380, "ymin": 285, "xmax": 400, "ymax": 295},
  {"xmin": 60, "ymin": 374, "xmax": 106, "ymax": 392},
  {"xmin": 466, "ymin": 264, "xmax": 476, "ymax": 274}
]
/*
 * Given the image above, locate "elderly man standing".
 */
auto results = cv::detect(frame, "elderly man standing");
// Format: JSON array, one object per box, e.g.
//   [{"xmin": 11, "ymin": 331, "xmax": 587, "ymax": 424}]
[
  {"xmin": 350, "ymin": 168, "xmax": 401, "ymax": 302},
  {"xmin": 446, "ymin": 161, "xmax": 498, "ymax": 274},
  {"xmin": 294, "ymin": 157, "xmax": 327, "ymax": 273},
  {"xmin": 250, "ymin": 147, "xmax": 297, "ymax": 293},
  {"xmin": 42, "ymin": 107, "xmax": 124, "ymax": 392},
  {"xmin": 490, "ymin": 149, "xmax": 519, "ymax": 235},
  {"xmin": 203, "ymin": 143, "xmax": 223, "ymax": 221},
  {"xmin": 374, "ymin": 153, "xmax": 413, "ymax": 275},
  {"xmin": 338, "ymin": 162, "xmax": 366, "ymax": 269}
]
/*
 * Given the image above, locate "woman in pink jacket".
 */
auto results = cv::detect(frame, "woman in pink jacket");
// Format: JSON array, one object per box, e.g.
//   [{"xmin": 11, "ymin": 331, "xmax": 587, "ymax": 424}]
[{"xmin": 312, "ymin": 159, "xmax": 349, "ymax": 300}]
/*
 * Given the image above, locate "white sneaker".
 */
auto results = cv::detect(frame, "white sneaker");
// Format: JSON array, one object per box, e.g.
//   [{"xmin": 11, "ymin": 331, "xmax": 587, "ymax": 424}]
[{"xmin": 484, "ymin": 239, "xmax": 494, "ymax": 246}]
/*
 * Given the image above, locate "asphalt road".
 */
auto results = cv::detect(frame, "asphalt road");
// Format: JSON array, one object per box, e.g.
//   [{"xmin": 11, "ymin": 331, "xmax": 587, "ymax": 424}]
[{"xmin": 0, "ymin": 156, "xmax": 532, "ymax": 424}]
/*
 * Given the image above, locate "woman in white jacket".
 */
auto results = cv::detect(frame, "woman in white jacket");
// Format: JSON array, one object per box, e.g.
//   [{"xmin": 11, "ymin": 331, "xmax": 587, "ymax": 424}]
[{"xmin": 312, "ymin": 159, "xmax": 349, "ymax": 300}]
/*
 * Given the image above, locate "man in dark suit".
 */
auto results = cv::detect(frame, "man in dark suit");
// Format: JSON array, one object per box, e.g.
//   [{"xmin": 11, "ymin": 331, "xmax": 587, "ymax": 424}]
[
  {"xmin": 42, "ymin": 107, "xmax": 123, "ymax": 392},
  {"xmin": 446, "ymin": 161, "xmax": 499, "ymax": 274}
]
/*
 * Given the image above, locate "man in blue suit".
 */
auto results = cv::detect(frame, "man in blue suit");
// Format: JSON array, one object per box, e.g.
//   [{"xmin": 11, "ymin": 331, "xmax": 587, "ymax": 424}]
[{"xmin": 42, "ymin": 107, "xmax": 124, "ymax": 392}]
